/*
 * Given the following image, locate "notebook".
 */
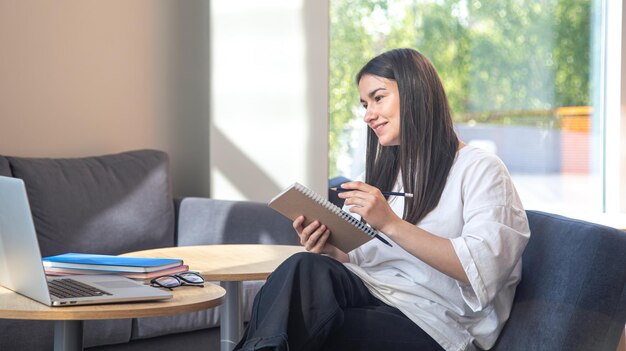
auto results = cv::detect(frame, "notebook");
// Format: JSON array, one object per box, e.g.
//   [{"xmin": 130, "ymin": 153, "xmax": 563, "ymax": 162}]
[
  {"xmin": 268, "ymin": 182, "xmax": 390, "ymax": 252},
  {"xmin": 43, "ymin": 253, "xmax": 183, "ymax": 273},
  {"xmin": 0, "ymin": 176, "xmax": 173, "ymax": 306}
]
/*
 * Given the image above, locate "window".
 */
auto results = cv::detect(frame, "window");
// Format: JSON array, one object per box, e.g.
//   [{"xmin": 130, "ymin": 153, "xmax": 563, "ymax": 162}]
[{"xmin": 329, "ymin": 0, "xmax": 616, "ymax": 217}]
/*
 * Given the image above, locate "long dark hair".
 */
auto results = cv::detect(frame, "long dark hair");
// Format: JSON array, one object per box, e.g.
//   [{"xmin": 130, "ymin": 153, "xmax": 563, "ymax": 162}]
[{"xmin": 356, "ymin": 48, "xmax": 459, "ymax": 224}]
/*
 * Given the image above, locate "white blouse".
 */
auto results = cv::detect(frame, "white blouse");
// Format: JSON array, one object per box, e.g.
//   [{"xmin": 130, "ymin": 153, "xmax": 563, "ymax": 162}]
[{"xmin": 345, "ymin": 145, "xmax": 530, "ymax": 351}]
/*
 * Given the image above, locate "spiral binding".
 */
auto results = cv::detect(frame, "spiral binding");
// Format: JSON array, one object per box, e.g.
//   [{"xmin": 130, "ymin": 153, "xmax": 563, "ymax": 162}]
[{"xmin": 294, "ymin": 183, "xmax": 378, "ymax": 238}]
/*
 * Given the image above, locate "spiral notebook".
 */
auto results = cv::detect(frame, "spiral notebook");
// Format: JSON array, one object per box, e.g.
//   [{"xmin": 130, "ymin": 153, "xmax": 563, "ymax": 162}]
[{"xmin": 268, "ymin": 182, "xmax": 389, "ymax": 252}]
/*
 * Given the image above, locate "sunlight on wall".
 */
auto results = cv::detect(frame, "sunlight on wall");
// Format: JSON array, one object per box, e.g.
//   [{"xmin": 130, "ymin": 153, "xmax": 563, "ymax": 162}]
[{"xmin": 210, "ymin": 0, "xmax": 329, "ymax": 201}]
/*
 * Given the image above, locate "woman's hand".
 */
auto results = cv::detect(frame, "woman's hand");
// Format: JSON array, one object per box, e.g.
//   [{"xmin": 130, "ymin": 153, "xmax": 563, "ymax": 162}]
[
  {"xmin": 337, "ymin": 181, "xmax": 402, "ymax": 234},
  {"xmin": 293, "ymin": 216, "xmax": 349, "ymax": 262},
  {"xmin": 339, "ymin": 182, "xmax": 469, "ymax": 283}
]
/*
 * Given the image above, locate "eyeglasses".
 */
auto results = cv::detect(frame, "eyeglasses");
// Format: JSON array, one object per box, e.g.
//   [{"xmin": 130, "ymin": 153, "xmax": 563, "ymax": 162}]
[{"xmin": 150, "ymin": 271, "xmax": 205, "ymax": 290}]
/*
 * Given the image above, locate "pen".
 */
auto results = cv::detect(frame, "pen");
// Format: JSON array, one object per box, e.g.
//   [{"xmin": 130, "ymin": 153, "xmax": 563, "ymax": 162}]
[
  {"xmin": 330, "ymin": 187, "xmax": 414, "ymax": 198},
  {"xmin": 374, "ymin": 233, "xmax": 392, "ymax": 247}
]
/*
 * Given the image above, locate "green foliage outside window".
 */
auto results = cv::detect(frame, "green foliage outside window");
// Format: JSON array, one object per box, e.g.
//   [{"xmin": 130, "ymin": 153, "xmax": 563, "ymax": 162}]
[{"xmin": 329, "ymin": 0, "xmax": 592, "ymax": 177}]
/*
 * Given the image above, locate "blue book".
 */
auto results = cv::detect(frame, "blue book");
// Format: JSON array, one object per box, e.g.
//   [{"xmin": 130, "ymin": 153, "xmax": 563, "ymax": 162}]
[{"xmin": 42, "ymin": 253, "xmax": 183, "ymax": 273}]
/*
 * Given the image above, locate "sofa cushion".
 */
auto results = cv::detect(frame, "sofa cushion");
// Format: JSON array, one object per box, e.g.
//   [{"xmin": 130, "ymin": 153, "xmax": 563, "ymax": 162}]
[
  {"xmin": 0, "ymin": 319, "xmax": 132, "ymax": 350},
  {"xmin": 0, "ymin": 156, "xmax": 10, "ymax": 177},
  {"xmin": 8, "ymin": 149, "xmax": 175, "ymax": 257},
  {"xmin": 131, "ymin": 280, "xmax": 264, "ymax": 340},
  {"xmin": 84, "ymin": 319, "xmax": 133, "ymax": 348},
  {"xmin": 176, "ymin": 198, "xmax": 298, "ymax": 246}
]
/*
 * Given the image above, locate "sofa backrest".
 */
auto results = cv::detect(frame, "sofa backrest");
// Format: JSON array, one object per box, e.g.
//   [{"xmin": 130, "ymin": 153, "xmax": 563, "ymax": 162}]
[
  {"xmin": 493, "ymin": 210, "xmax": 626, "ymax": 350},
  {"xmin": 0, "ymin": 156, "xmax": 10, "ymax": 177},
  {"xmin": 2, "ymin": 150, "xmax": 175, "ymax": 257}
]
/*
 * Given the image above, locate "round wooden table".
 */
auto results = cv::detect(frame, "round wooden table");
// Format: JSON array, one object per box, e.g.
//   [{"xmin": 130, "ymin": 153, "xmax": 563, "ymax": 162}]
[
  {"xmin": 0, "ymin": 283, "xmax": 225, "ymax": 351},
  {"xmin": 123, "ymin": 244, "xmax": 305, "ymax": 351}
]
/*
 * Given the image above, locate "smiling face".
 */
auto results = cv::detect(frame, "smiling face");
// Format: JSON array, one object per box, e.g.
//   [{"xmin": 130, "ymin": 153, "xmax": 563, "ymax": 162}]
[{"xmin": 358, "ymin": 74, "xmax": 401, "ymax": 146}]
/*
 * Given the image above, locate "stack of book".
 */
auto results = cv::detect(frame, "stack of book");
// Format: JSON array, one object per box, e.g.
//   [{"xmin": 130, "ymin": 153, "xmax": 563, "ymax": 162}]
[{"xmin": 42, "ymin": 252, "xmax": 188, "ymax": 280}]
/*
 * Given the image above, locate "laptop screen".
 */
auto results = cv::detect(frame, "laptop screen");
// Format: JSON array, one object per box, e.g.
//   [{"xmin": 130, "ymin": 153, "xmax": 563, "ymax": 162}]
[{"xmin": 0, "ymin": 176, "xmax": 53, "ymax": 305}]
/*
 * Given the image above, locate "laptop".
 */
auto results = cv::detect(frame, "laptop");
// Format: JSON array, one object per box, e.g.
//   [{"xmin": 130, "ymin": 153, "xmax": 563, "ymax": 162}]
[{"xmin": 0, "ymin": 176, "xmax": 172, "ymax": 306}]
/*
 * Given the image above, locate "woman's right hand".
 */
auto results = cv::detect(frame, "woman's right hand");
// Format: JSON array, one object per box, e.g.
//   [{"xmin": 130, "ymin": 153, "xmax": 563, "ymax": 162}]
[{"xmin": 293, "ymin": 216, "xmax": 349, "ymax": 262}]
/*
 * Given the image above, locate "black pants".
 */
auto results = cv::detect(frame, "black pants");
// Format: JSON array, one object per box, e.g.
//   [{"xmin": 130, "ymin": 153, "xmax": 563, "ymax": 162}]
[{"xmin": 234, "ymin": 252, "xmax": 444, "ymax": 351}]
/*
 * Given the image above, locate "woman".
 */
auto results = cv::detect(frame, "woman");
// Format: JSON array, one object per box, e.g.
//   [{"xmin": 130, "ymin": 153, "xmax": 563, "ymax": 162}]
[{"xmin": 235, "ymin": 48, "xmax": 530, "ymax": 351}]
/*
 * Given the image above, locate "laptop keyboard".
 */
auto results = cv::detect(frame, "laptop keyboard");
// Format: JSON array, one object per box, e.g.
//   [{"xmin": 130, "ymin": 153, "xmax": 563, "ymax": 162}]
[{"xmin": 48, "ymin": 278, "xmax": 112, "ymax": 299}]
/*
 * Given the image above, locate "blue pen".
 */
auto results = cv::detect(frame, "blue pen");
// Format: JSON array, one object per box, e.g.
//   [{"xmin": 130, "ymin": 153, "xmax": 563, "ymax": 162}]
[{"xmin": 330, "ymin": 187, "xmax": 414, "ymax": 198}]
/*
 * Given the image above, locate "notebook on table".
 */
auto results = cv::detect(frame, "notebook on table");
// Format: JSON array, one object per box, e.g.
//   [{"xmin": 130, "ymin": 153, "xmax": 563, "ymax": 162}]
[
  {"xmin": 268, "ymin": 182, "xmax": 391, "ymax": 252},
  {"xmin": 42, "ymin": 252, "xmax": 183, "ymax": 273},
  {"xmin": 0, "ymin": 176, "xmax": 172, "ymax": 306}
]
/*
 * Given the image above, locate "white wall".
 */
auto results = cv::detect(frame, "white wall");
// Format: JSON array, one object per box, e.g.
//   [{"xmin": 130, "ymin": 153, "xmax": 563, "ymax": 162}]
[{"xmin": 210, "ymin": 0, "xmax": 329, "ymax": 201}]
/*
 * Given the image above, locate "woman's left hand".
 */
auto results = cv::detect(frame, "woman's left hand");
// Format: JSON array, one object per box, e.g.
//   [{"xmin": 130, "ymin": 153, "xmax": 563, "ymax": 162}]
[{"xmin": 337, "ymin": 181, "xmax": 402, "ymax": 233}]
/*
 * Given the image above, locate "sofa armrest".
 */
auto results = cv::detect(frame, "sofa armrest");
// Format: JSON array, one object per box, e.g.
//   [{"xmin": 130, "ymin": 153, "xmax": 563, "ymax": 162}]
[{"xmin": 175, "ymin": 197, "xmax": 299, "ymax": 246}]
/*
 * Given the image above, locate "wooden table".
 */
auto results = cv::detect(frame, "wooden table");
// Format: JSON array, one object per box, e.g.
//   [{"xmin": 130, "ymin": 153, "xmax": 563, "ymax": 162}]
[
  {"xmin": 0, "ymin": 283, "xmax": 225, "ymax": 351},
  {"xmin": 123, "ymin": 244, "xmax": 305, "ymax": 351}
]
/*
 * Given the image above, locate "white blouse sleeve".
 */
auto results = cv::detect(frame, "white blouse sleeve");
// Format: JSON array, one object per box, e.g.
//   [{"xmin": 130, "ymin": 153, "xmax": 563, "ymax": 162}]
[{"xmin": 449, "ymin": 154, "xmax": 530, "ymax": 312}]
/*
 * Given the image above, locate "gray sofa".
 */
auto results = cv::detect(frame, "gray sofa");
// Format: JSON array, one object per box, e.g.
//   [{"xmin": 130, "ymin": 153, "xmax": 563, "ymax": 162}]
[
  {"xmin": 0, "ymin": 149, "xmax": 298, "ymax": 350},
  {"xmin": 1, "ymin": 149, "xmax": 625, "ymax": 350}
]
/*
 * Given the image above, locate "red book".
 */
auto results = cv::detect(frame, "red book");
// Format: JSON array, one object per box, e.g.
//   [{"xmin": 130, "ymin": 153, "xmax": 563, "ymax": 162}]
[{"xmin": 44, "ymin": 264, "xmax": 191, "ymax": 280}]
